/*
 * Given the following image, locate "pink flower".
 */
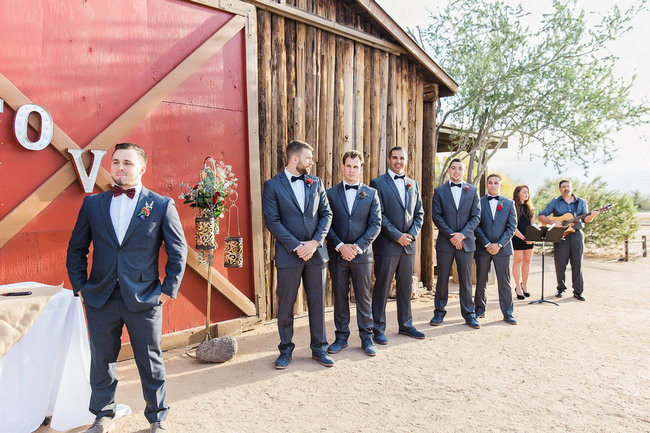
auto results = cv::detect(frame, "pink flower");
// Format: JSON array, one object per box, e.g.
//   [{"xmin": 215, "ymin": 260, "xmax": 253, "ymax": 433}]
[
  {"xmin": 463, "ymin": 185, "xmax": 469, "ymax": 191},
  {"xmin": 406, "ymin": 183, "xmax": 412, "ymax": 189},
  {"xmin": 359, "ymin": 191, "xmax": 368, "ymax": 199},
  {"xmin": 305, "ymin": 178, "xmax": 314, "ymax": 186},
  {"xmin": 496, "ymin": 204, "xmax": 503, "ymax": 211}
]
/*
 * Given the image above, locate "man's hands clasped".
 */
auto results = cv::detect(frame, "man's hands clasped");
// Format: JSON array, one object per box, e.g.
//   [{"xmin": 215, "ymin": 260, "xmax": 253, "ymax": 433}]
[{"xmin": 296, "ymin": 240, "xmax": 320, "ymax": 261}]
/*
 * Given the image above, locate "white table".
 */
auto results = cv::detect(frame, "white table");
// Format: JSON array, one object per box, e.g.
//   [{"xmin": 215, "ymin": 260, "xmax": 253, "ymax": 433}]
[{"xmin": 0, "ymin": 282, "xmax": 94, "ymax": 433}]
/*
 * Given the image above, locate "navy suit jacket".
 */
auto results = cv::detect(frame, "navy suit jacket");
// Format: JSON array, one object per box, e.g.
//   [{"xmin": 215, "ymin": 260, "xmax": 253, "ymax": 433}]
[
  {"xmin": 326, "ymin": 182, "xmax": 381, "ymax": 264},
  {"xmin": 474, "ymin": 195, "xmax": 517, "ymax": 256},
  {"xmin": 262, "ymin": 172, "xmax": 332, "ymax": 268},
  {"xmin": 370, "ymin": 172, "xmax": 424, "ymax": 256},
  {"xmin": 432, "ymin": 182, "xmax": 481, "ymax": 252},
  {"xmin": 66, "ymin": 187, "xmax": 188, "ymax": 312}
]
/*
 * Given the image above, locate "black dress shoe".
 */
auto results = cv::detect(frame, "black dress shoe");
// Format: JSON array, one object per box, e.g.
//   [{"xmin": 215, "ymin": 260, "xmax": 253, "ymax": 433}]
[
  {"xmin": 573, "ymin": 293, "xmax": 586, "ymax": 301},
  {"xmin": 555, "ymin": 290, "xmax": 564, "ymax": 298}
]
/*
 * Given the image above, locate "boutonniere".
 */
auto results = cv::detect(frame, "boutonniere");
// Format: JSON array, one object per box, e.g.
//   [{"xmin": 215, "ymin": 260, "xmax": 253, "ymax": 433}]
[
  {"xmin": 406, "ymin": 183, "xmax": 413, "ymax": 190},
  {"xmin": 305, "ymin": 178, "xmax": 314, "ymax": 187},
  {"xmin": 463, "ymin": 185, "xmax": 469, "ymax": 191},
  {"xmin": 496, "ymin": 203, "xmax": 503, "ymax": 211},
  {"xmin": 359, "ymin": 190, "xmax": 368, "ymax": 199},
  {"xmin": 138, "ymin": 201, "xmax": 154, "ymax": 219}
]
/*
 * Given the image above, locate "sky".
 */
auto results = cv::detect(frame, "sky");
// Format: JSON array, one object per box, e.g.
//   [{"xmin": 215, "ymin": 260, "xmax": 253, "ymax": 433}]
[{"xmin": 376, "ymin": 0, "xmax": 649, "ymax": 195}]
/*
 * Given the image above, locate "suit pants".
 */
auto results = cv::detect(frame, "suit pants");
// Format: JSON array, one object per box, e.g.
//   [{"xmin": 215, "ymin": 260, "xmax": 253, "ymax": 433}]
[
  {"xmin": 329, "ymin": 259, "xmax": 373, "ymax": 342},
  {"xmin": 474, "ymin": 254, "xmax": 514, "ymax": 317},
  {"xmin": 434, "ymin": 249, "xmax": 476, "ymax": 320},
  {"xmin": 276, "ymin": 262, "xmax": 327, "ymax": 355},
  {"xmin": 84, "ymin": 287, "xmax": 167, "ymax": 423},
  {"xmin": 372, "ymin": 253, "xmax": 414, "ymax": 334},
  {"xmin": 553, "ymin": 230, "xmax": 584, "ymax": 294}
]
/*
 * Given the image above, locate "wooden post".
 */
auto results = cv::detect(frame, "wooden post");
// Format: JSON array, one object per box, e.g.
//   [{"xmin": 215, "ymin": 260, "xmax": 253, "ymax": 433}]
[
  {"xmin": 258, "ymin": 9, "xmax": 273, "ymax": 319},
  {"xmin": 377, "ymin": 51, "xmax": 389, "ymax": 179},
  {"xmin": 369, "ymin": 48, "xmax": 380, "ymax": 181},
  {"xmin": 362, "ymin": 45, "xmax": 372, "ymax": 184},
  {"xmin": 353, "ymin": 42, "xmax": 365, "ymax": 153},
  {"xmin": 333, "ymin": 37, "xmax": 349, "ymax": 185},
  {"xmin": 421, "ymin": 84, "xmax": 439, "ymax": 290},
  {"xmin": 286, "ymin": 18, "xmax": 297, "ymax": 141},
  {"xmin": 386, "ymin": 55, "xmax": 397, "ymax": 156},
  {"xmin": 271, "ymin": 14, "xmax": 287, "ymax": 174},
  {"xmin": 641, "ymin": 235, "xmax": 648, "ymax": 257},
  {"xmin": 624, "ymin": 237, "xmax": 629, "ymax": 262}
]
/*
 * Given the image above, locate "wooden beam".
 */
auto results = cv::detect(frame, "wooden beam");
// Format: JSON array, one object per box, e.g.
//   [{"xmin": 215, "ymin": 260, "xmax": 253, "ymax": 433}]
[
  {"xmin": 248, "ymin": 0, "xmax": 405, "ymax": 55},
  {"xmin": 186, "ymin": 249, "xmax": 257, "ymax": 316},
  {"xmin": 243, "ymin": 5, "xmax": 266, "ymax": 319},
  {"xmin": 421, "ymin": 85, "xmax": 438, "ymax": 290}
]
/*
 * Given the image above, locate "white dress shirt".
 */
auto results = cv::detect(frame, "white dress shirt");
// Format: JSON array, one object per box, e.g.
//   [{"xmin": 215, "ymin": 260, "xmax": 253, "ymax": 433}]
[
  {"xmin": 336, "ymin": 181, "xmax": 363, "ymax": 254},
  {"xmin": 109, "ymin": 183, "xmax": 142, "ymax": 245},
  {"xmin": 284, "ymin": 168, "xmax": 305, "ymax": 213},
  {"xmin": 388, "ymin": 169, "xmax": 406, "ymax": 206},
  {"xmin": 449, "ymin": 180, "xmax": 462, "ymax": 209},
  {"xmin": 487, "ymin": 195, "xmax": 499, "ymax": 218}
]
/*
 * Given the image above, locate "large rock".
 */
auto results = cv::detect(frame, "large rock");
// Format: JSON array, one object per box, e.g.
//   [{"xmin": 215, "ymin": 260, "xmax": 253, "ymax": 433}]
[{"xmin": 196, "ymin": 336, "xmax": 238, "ymax": 363}]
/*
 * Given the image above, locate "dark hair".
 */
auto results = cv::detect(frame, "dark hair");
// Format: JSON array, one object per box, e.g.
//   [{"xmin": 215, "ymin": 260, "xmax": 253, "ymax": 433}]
[
  {"xmin": 113, "ymin": 142, "xmax": 147, "ymax": 165},
  {"xmin": 558, "ymin": 179, "xmax": 570, "ymax": 188},
  {"xmin": 486, "ymin": 173, "xmax": 501, "ymax": 181},
  {"xmin": 450, "ymin": 158, "xmax": 463, "ymax": 165},
  {"xmin": 513, "ymin": 185, "xmax": 534, "ymax": 220},
  {"xmin": 343, "ymin": 150, "xmax": 364, "ymax": 165},
  {"xmin": 286, "ymin": 140, "xmax": 313, "ymax": 160},
  {"xmin": 388, "ymin": 146, "xmax": 405, "ymax": 158}
]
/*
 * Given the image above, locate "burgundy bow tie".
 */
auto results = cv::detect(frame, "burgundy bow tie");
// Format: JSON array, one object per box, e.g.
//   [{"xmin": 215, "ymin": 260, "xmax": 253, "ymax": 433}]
[{"xmin": 112, "ymin": 185, "xmax": 136, "ymax": 199}]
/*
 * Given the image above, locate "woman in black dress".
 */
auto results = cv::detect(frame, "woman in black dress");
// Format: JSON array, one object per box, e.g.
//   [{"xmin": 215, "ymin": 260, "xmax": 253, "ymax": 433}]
[{"xmin": 512, "ymin": 185, "xmax": 534, "ymax": 299}]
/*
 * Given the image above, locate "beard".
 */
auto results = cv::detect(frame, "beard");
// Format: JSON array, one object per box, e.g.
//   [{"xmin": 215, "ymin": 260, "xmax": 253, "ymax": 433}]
[{"xmin": 296, "ymin": 163, "xmax": 310, "ymax": 175}]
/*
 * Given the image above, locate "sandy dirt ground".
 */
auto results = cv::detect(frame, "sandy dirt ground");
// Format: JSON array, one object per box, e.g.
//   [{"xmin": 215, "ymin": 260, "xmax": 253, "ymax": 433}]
[{"xmin": 41, "ymin": 254, "xmax": 650, "ymax": 433}]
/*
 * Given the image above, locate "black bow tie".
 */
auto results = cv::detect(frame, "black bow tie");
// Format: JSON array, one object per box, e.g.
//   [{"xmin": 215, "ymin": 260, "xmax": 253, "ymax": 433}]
[
  {"xmin": 451, "ymin": 182, "xmax": 462, "ymax": 188},
  {"xmin": 112, "ymin": 185, "xmax": 136, "ymax": 199},
  {"xmin": 291, "ymin": 174, "xmax": 305, "ymax": 183},
  {"xmin": 345, "ymin": 184, "xmax": 359, "ymax": 190},
  {"xmin": 394, "ymin": 174, "xmax": 405, "ymax": 180},
  {"xmin": 487, "ymin": 195, "xmax": 499, "ymax": 201}
]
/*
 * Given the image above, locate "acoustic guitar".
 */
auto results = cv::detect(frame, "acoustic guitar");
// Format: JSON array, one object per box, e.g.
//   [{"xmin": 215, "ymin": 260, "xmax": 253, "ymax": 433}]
[{"xmin": 545, "ymin": 204, "xmax": 614, "ymax": 236}]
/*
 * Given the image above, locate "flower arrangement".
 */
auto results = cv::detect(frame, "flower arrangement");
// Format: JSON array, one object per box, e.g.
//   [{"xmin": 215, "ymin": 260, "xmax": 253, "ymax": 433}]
[
  {"xmin": 359, "ymin": 190, "xmax": 368, "ymax": 199},
  {"xmin": 496, "ymin": 204, "xmax": 503, "ymax": 211},
  {"xmin": 406, "ymin": 183, "xmax": 412, "ymax": 190},
  {"xmin": 179, "ymin": 159, "xmax": 238, "ymax": 221},
  {"xmin": 305, "ymin": 178, "xmax": 314, "ymax": 187},
  {"xmin": 138, "ymin": 201, "xmax": 153, "ymax": 219},
  {"xmin": 463, "ymin": 185, "xmax": 470, "ymax": 191}
]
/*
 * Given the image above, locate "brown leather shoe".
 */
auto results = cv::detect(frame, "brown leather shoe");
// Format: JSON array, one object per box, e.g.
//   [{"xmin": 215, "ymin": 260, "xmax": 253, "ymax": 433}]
[
  {"xmin": 85, "ymin": 417, "xmax": 115, "ymax": 433},
  {"xmin": 151, "ymin": 421, "xmax": 172, "ymax": 432}
]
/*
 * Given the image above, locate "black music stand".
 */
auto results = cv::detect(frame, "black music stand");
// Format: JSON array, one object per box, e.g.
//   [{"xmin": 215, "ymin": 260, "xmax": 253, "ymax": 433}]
[{"xmin": 524, "ymin": 225, "xmax": 566, "ymax": 306}]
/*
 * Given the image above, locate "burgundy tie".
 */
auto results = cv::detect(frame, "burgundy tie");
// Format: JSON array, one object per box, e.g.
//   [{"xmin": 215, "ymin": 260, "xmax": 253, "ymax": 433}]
[{"xmin": 111, "ymin": 185, "xmax": 136, "ymax": 199}]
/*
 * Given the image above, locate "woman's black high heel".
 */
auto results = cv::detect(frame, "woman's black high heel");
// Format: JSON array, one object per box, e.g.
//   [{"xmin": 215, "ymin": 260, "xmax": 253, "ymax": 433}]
[
  {"xmin": 521, "ymin": 284, "xmax": 530, "ymax": 298},
  {"xmin": 515, "ymin": 284, "xmax": 525, "ymax": 300}
]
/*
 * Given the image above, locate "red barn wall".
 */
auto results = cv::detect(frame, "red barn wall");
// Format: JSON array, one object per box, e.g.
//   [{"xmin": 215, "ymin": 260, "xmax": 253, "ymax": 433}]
[{"xmin": 0, "ymin": 0, "xmax": 255, "ymax": 335}]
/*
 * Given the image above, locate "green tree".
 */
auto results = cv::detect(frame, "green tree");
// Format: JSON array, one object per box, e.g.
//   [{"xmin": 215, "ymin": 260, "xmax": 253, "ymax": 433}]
[
  {"xmin": 631, "ymin": 190, "xmax": 650, "ymax": 211},
  {"xmin": 533, "ymin": 177, "xmax": 639, "ymax": 249},
  {"xmin": 415, "ymin": 0, "xmax": 649, "ymax": 186}
]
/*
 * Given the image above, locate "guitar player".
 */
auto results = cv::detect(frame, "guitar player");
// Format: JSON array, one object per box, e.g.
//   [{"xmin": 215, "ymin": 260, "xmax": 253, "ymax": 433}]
[{"xmin": 538, "ymin": 180, "xmax": 599, "ymax": 301}]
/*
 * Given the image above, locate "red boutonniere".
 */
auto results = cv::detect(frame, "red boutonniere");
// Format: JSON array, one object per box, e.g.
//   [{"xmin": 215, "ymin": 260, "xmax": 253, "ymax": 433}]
[
  {"xmin": 305, "ymin": 178, "xmax": 314, "ymax": 187},
  {"xmin": 463, "ymin": 185, "xmax": 469, "ymax": 191},
  {"xmin": 406, "ymin": 183, "xmax": 413, "ymax": 190},
  {"xmin": 138, "ymin": 201, "xmax": 153, "ymax": 219},
  {"xmin": 496, "ymin": 204, "xmax": 503, "ymax": 211},
  {"xmin": 359, "ymin": 190, "xmax": 368, "ymax": 199}
]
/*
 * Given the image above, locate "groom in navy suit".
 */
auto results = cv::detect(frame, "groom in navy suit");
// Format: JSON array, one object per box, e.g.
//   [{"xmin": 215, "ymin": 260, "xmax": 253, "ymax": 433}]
[
  {"xmin": 473, "ymin": 174, "xmax": 518, "ymax": 325},
  {"xmin": 326, "ymin": 150, "xmax": 382, "ymax": 356},
  {"xmin": 431, "ymin": 158, "xmax": 481, "ymax": 329},
  {"xmin": 67, "ymin": 143, "xmax": 187, "ymax": 433},
  {"xmin": 262, "ymin": 140, "xmax": 333, "ymax": 369}
]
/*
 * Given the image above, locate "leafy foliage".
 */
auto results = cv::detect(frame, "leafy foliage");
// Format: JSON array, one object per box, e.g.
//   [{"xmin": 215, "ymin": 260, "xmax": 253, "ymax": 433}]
[
  {"xmin": 416, "ymin": 0, "xmax": 649, "ymax": 185},
  {"xmin": 533, "ymin": 177, "xmax": 639, "ymax": 249},
  {"xmin": 179, "ymin": 159, "xmax": 238, "ymax": 220}
]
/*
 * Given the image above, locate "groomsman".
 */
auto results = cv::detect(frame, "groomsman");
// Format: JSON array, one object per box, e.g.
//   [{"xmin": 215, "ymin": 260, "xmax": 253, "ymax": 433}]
[
  {"xmin": 262, "ymin": 140, "xmax": 333, "ymax": 369},
  {"xmin": 473, "ymin": 174, "xmax": 518, "ymax": 325},
  {"xmin": 326, "ymin": 150, "xmax": 382, "ymax": 356},
  {"xmin": 370, "ymin": 146, "xmax": 425, "ymax": 344},
  {"xmin": 431, "ymin": 158, "xmax": 481, "ymax": 329}
]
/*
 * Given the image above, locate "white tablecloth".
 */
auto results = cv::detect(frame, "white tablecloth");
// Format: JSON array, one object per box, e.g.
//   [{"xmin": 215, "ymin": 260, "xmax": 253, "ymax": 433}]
[{"xmin": 0, "ymin": 282, "xmax": 95, "ymax": 433}]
